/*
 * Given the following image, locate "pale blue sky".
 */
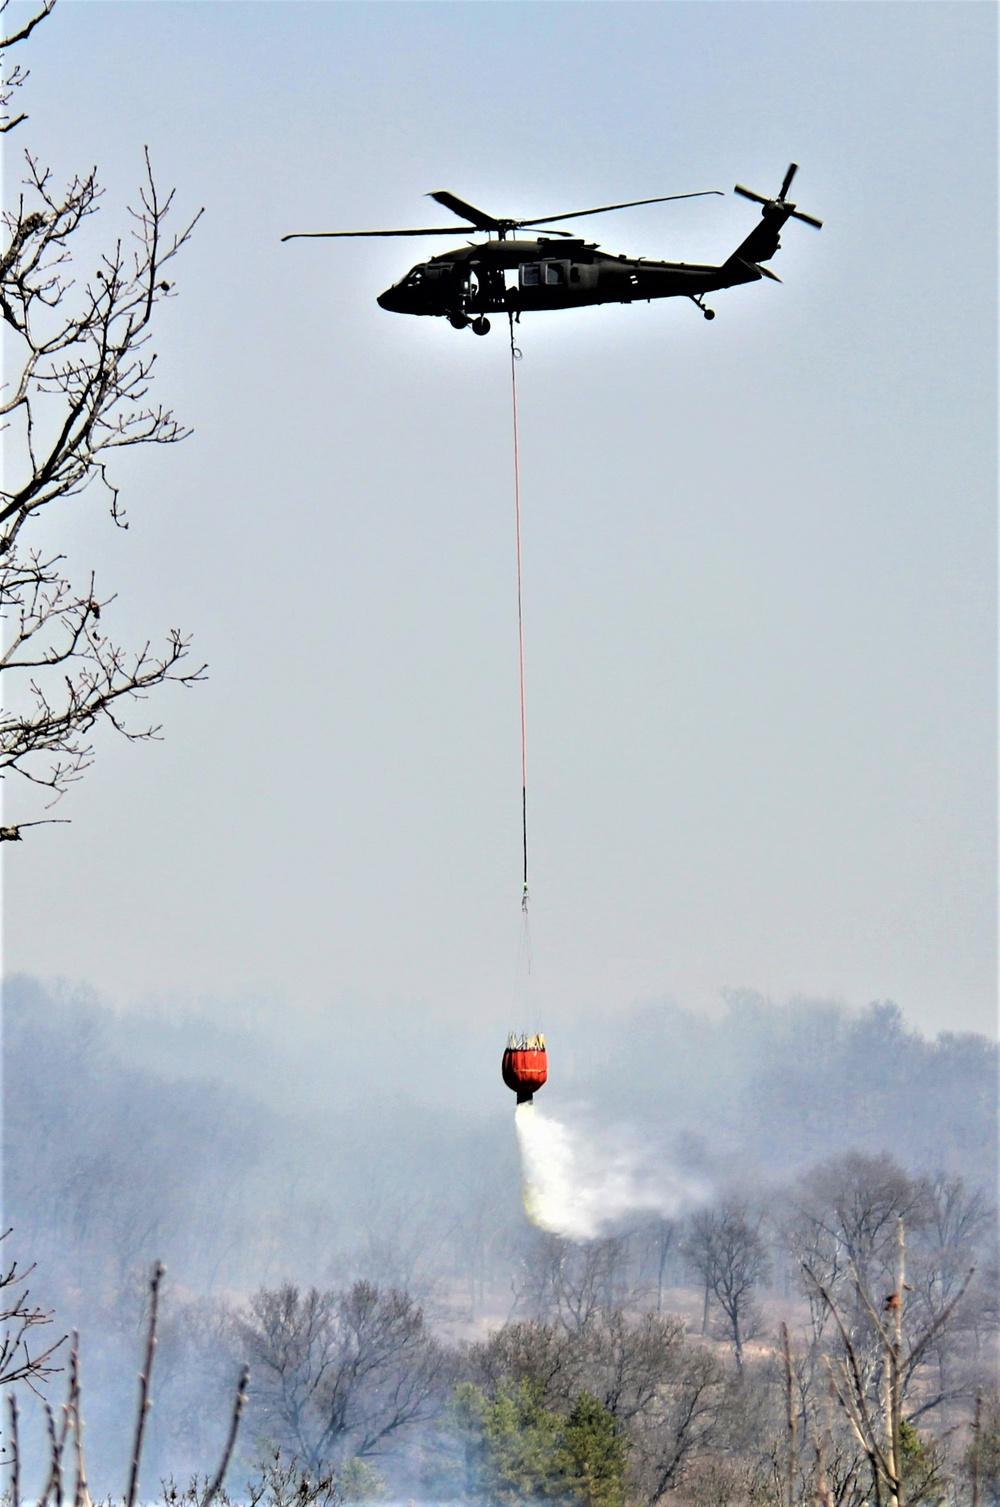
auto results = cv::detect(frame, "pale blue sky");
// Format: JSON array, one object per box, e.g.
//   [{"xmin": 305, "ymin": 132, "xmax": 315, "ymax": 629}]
[{"xmin": 4, "ymin": 2, "xmax": 996, "ymax": 1042}]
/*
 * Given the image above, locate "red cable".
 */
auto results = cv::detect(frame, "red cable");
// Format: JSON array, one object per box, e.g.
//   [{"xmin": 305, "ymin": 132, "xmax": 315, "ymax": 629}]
[{"xmin": 509, "ymin": 314, "xmax": 528, "ymax": 909}]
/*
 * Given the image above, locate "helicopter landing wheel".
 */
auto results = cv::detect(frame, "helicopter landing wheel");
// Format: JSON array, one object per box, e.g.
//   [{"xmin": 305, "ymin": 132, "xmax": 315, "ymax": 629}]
[
  {"xmin": 471, "ymin": 316, "xmax": 491, "ymax": 336},
  {"xmin": 449, "ymin": 313, "xmax": 469, "ymax": 330},
  {"xmin": 703, "ymin": 308, "xmax": 715, "ymax": 320}
]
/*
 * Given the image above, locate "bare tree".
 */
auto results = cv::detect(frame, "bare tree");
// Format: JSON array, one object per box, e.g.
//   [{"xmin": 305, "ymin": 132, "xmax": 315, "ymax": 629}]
[
  {"xmin": 625, "ymin": 1340, "xmax": 722, "ymax": 1507},
  {"xmin": 783, "ymin": 1153, "xmax": 925, "ymax": 1345},
  {"xmin": 471, "ymin": 1317, "xmax": 583, "ymax": 1408},
  {"xmin": 235, "ymin": 1279, "xmax": 449, "ymax": 1473},
  {"xmin": 634, "ymin": 1215, "xmax": 677, "ymax": 1314},
  {"xmin": 338, "ymin": 1190, "xmax": 446, "ymax": 1303},
  {"xmin": 681, "ymin": 1201, "xmax": 771, "ymax": 1371},
  {"xmin": 513, "ymin": 1233, "xmax": 640, "ymax": 1333},
  {"xmin": 468, "ymin": 1309, "xmax": 725, "ymax": 1507},
  {"xmin": 804, "ymin": 1216, "xmax": 975, "ymax": 1507},
  {"xmin": 2, "ymin": 1261, "xmax": 249, "ymax": 1507},
  {"xmin": 907, "ymin": 1173, "xmax": 995, "ymax": 1417},
  {"xmin": 0, "ymin": 1, "xmax": 204, "ymax": 835},
  {"xmin": 0, "ymin": 1232, "xmax": 64, "ymax": 1390},
  {"xmin": 582, "ymin": 1309, "xmax": 724, "ymax": 1507}
]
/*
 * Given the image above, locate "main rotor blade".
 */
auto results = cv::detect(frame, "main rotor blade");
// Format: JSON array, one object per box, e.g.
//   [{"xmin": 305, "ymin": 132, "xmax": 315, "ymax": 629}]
[
  {"xmin": 427, "ymin": 190, "xmax": 500, "ymax": 230},
  {"xmin": 734, "ymin": 184, "xmax": 769, "ymax": 205},
  {"xmin": 779, "ymin": 162, "xmax": 799, "ymax": 199},
  {"xmin": 516, "ymin": 189, "xmax": 723, "ymax": 228},
  {"xmin": 282, "ymin": 227, "xmax": 478, "ymax": 241},
  {"xmin": 790, "ymin": 209, "xmax": 823, "ymax": 229}
]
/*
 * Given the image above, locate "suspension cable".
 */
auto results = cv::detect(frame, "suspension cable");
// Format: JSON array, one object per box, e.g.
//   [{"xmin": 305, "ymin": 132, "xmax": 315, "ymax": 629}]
[{"xmin": 508, "ymin": 312, "xmax": 528, "ymax": 912}]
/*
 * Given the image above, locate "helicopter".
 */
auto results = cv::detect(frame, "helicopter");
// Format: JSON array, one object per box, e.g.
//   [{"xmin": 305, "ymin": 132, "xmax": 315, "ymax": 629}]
[{"xmin": 283, "ymin": 164, "xmax": 821, "ymax": 335}]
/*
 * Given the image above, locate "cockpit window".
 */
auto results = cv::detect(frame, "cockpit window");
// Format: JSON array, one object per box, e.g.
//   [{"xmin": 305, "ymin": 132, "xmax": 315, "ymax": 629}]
[
  {"xmin": 544, "ymin": 262, "xmax": 566, "ymax": 285},
  {"xmin": 520, "ymin": 263, "xmax": 541, "ymax": 287}
]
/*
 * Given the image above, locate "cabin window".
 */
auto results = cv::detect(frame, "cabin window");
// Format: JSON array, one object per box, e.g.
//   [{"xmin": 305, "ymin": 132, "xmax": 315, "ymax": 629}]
[{"xmin": 521, "ymin": 260, "xmax": 572, "ymax": 288}]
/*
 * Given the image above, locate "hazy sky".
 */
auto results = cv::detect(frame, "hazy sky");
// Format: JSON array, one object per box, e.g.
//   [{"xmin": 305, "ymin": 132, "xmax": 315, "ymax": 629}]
[{"xmin": 3, "ymin": 1, "xmax": 996, "ymax": 1039}]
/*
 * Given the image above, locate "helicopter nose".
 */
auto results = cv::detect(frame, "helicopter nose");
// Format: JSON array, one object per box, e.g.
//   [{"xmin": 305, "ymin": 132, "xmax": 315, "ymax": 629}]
[{"xmin": 377, "ymin": 285, "xmax": 404, "ymax": 312}]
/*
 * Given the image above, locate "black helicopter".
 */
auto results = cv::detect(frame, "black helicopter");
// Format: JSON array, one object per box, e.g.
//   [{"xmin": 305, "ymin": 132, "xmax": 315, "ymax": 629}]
[{"xmin": 283, "ymin": 164, "xmax": 821, "ymax": 335}]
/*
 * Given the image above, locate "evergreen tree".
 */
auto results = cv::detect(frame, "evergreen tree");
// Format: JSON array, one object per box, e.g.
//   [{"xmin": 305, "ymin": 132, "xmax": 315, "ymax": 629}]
[{"xmin": 558, "ymin": 1390, "xmax": 627, "ymax": 1507}]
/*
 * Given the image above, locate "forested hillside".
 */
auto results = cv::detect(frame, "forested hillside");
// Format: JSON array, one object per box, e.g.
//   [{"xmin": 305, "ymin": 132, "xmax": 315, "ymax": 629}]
[{"xmin": 5, "ymin": 975, "xmax": 996, "ymax": 1497}]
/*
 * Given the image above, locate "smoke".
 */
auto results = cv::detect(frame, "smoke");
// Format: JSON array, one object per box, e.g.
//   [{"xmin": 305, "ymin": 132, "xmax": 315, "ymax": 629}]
[{"xmin": 514, "ymin": 1102, "xmax": 709, "ymax": 1240}]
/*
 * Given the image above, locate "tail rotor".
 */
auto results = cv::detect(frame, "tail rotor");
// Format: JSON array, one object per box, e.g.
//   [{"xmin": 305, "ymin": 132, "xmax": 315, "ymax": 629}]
[{"xmin": 734, "ymin": 162, "xmax": 823, "ymax": 229}]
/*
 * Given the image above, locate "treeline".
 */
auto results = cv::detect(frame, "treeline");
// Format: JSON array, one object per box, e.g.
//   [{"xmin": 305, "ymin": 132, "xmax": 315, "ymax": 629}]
[
  {"xmin": 7, "ymin": 1152, "xmax": 998, "ymax": 1505},
  {"xmin": 6, "ymin": 976, "xmax": 996, "ymax": 1309},
  {"xmin": 572, "ymin": 991, "xmax": 998, "ymax": 1189},
  {"xmin": 6, "ymin": 1150, "xmax": 998, "ymax": 1497},
  {"xmin": 4, "ymin": 974, "xmax": 997, "ymax": 1493}
]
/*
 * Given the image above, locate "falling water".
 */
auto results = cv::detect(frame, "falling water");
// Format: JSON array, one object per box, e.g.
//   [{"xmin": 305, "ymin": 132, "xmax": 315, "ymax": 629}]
[{"xmin": 514, "ymin": 1102, "xmax": 709, "ymax": 1241}]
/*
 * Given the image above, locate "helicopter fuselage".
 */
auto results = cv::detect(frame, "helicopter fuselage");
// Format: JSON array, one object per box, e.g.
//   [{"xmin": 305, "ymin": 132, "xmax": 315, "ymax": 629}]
[
  {"xmin": 376, "ymin": 236, "xmax": 763, "ymax": 322},
  {"xmin": 285, "ymin": 168, "xmax": 821, "ymax": 332}
]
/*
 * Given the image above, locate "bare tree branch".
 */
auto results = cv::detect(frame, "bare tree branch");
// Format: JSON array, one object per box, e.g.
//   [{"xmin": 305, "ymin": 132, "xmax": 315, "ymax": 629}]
[
  {"xmin": 0, "ymin": 14, "xmax": 205, "ymax": 827},
  {"xmin": 0, "ymin": 1232, "xmax": 66, "ymax": 1390},
  {"xmin": 125, "ymin": 1260, "xmax": 164, "ymax": 1507},
  {"xmin": 0, "ymin": 0, "xmax": 56, "ymax": 132},
  {"xmin": 200, "ymin": 1364, "xmax": 250, "ymax": 1507},
  {"xmin": 1, "ymin": 0, "xmax": 56, "ymax": 53},
  {"xmin": 6, "ymin": 1391, "xmax": 20, "ymax": 1507}
]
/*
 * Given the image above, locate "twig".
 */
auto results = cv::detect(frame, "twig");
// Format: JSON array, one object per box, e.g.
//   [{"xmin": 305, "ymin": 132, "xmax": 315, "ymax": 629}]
[
  {"xmin": 125, "ymin": 1261, "xmax": 164, "ymax": 1507},
  {"xmin": 40, "ymin": 1397, "xmax": 68, "ymax": 1507},
  {"xmin": 7, "ymin": 1392, "xmax": 19, "ymax": 1507},
  {"xmin": 69, "ymin": 1335, "xmax": 90, "ymax": 1507},
  {"xmin": 903, "ymin": 1267, "xmax": 977, "ymax": 1382},
  {"xmin": 1, "ymin": 0, "xmax": 56, "ymax": 54},
  {"xmin": 200, "ymin": 1364, "xmax": 250, "ymax": 1507}
]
